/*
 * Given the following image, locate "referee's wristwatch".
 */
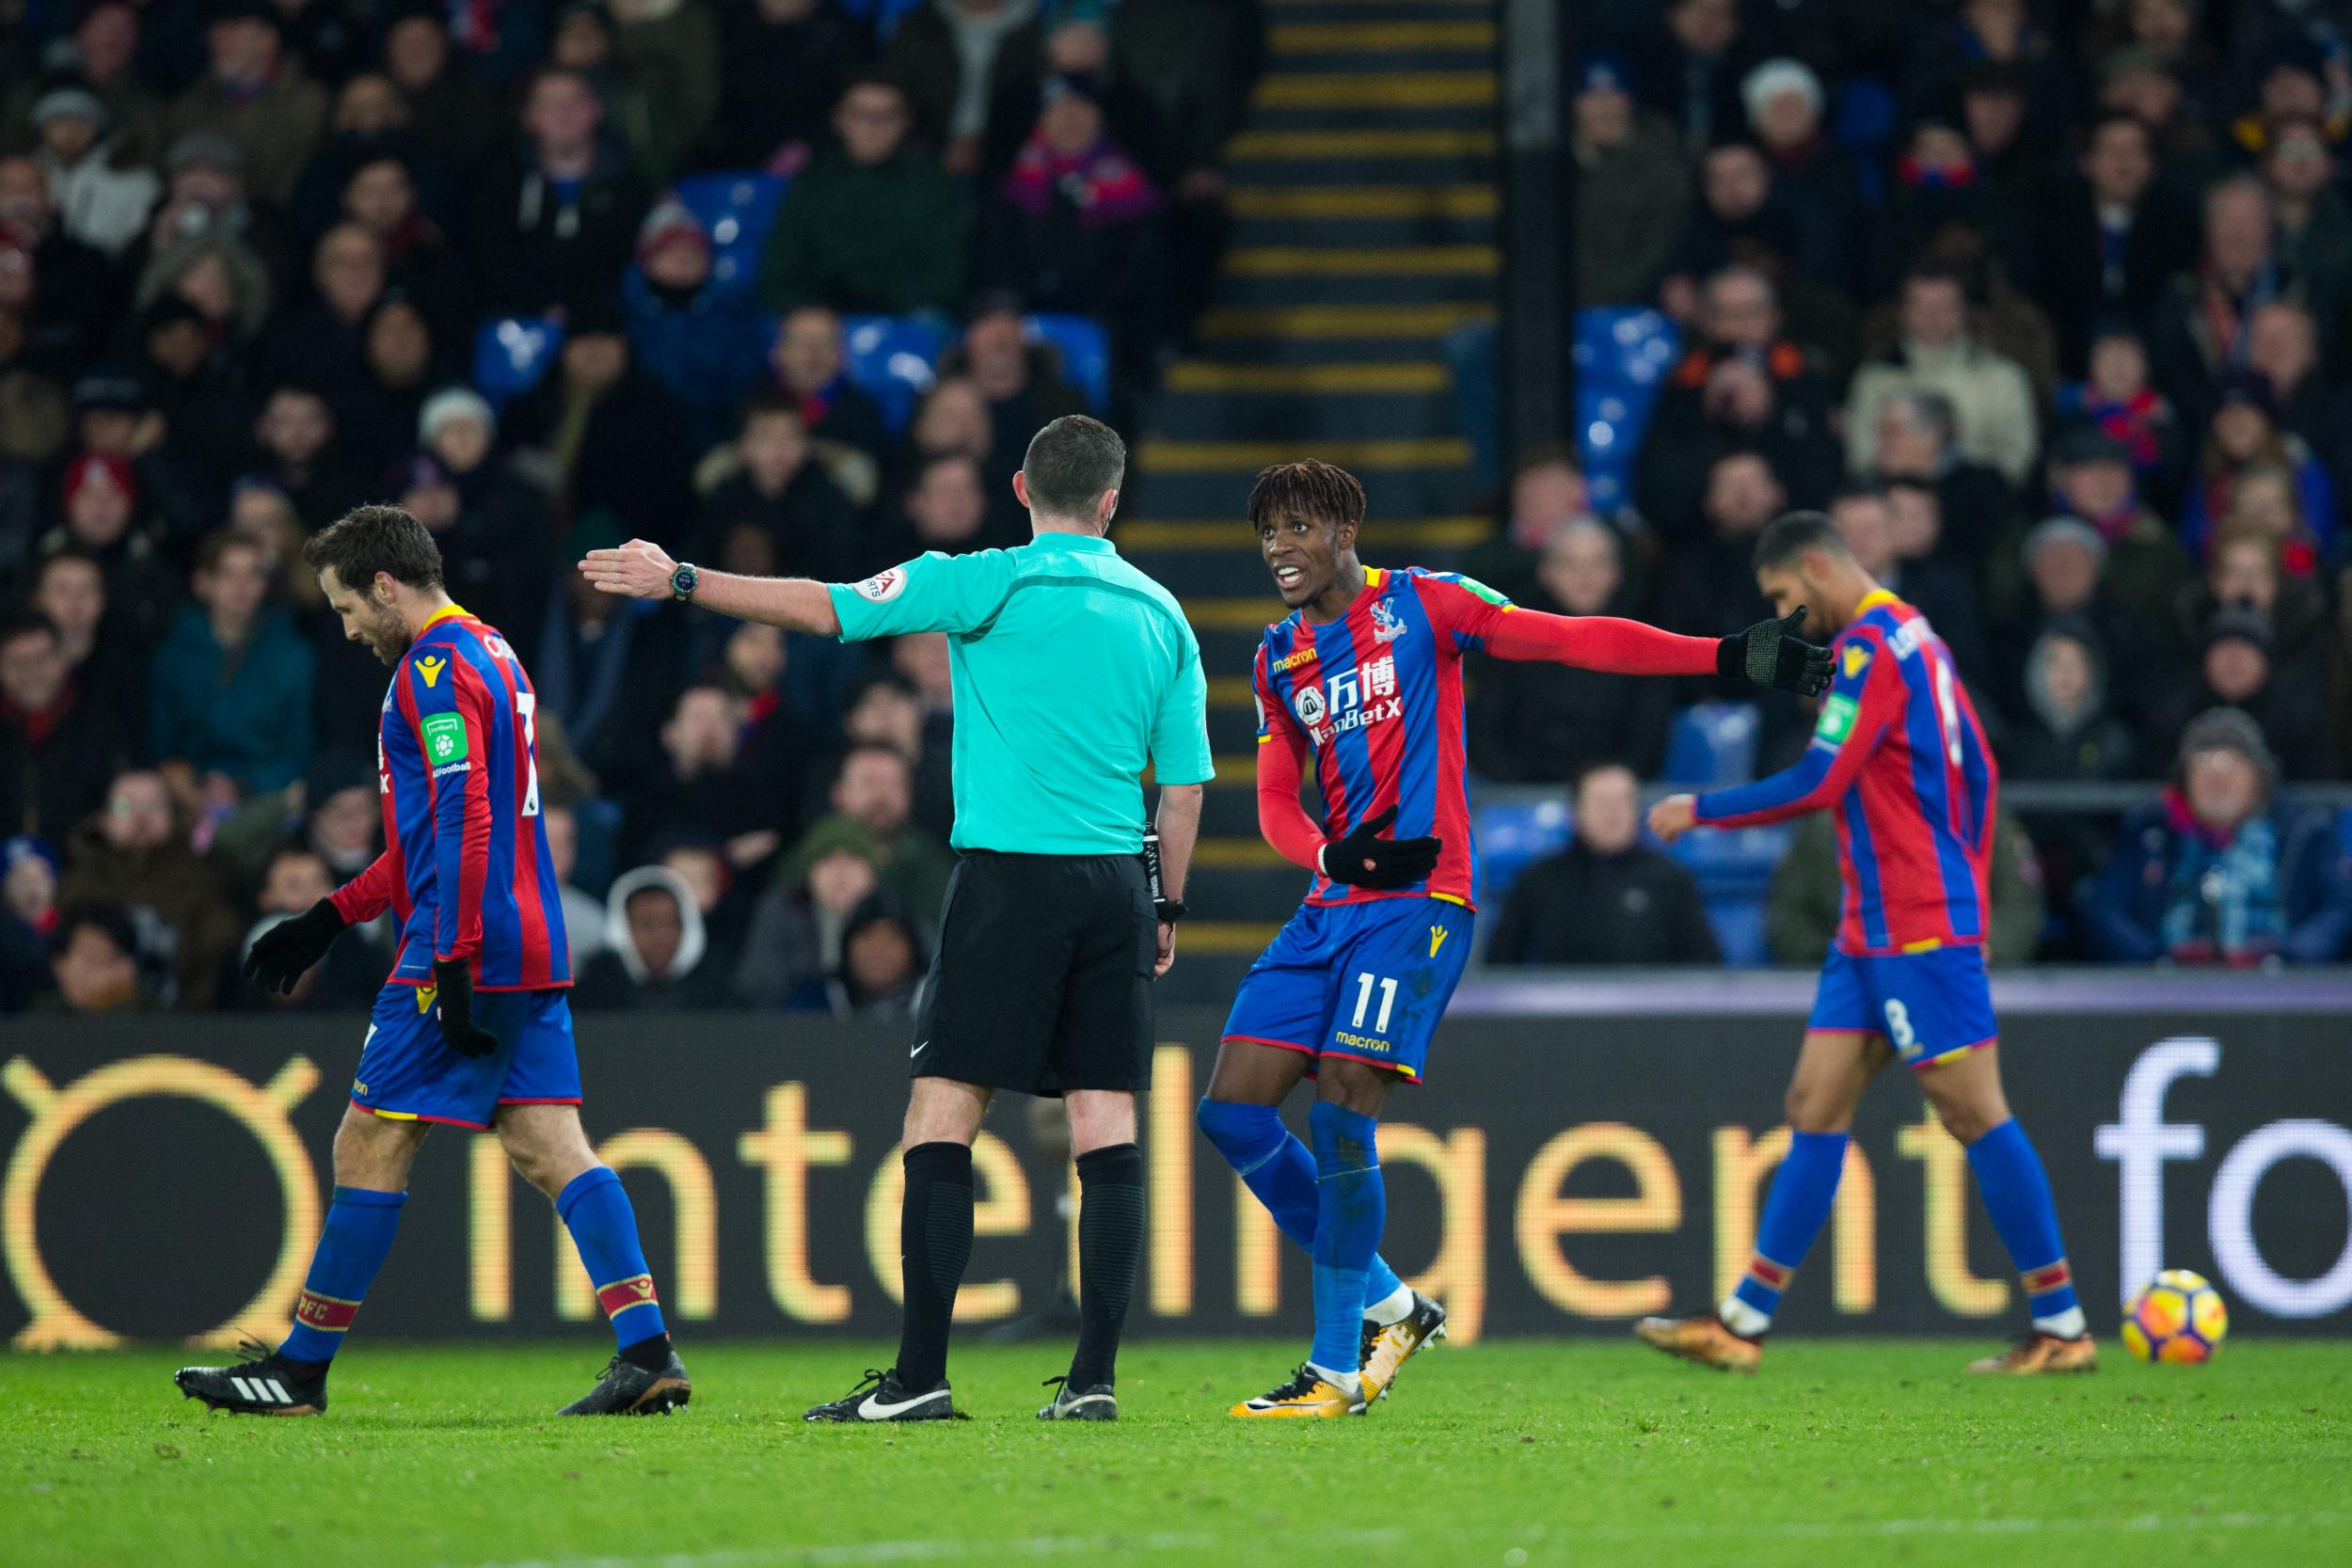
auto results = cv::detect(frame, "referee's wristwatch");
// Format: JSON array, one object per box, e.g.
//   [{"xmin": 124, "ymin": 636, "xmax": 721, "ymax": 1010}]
[
  {"xmin": 1154, "ymin": 898, "xmax": 1187, "ymax": 926},
  {"xmin": 669, "ymin": 561, "xmax": 699, "ymax": 602}
]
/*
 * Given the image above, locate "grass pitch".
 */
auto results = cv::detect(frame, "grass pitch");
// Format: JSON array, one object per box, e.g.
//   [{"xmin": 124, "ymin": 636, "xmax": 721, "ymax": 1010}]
[{"xmin": 3, "ymin": 1338, "xmax": 2348, "ymax": 1568}]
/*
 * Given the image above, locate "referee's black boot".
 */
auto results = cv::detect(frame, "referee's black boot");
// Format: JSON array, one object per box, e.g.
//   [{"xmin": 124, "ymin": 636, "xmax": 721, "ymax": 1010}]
[
  {"xmin": 1036, "ymin": 1375, "xmax": 1117, "ymax": 1421},
  {"xmin": 803, "ymin": 1367, "xmax": 965, "ymax": 1423}
]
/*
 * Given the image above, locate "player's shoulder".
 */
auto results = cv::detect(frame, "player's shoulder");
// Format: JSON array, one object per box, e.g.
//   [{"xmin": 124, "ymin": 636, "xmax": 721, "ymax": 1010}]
[{"xmin": 1399, "ymin": 564, "xmax": 1512, "ymax": 606}]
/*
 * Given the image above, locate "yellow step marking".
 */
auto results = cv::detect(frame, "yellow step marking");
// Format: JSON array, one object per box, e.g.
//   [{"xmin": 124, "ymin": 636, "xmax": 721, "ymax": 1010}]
[
  {"xmin": 1207, "ymin": 674, "xmax": 1256, "ymax": 705},
  {"xmin": 1192, "ymin": 837, "xmax": 1295, "ymax": 870},
  {"xmin": 1121, "ymin": 515, "xmax": 1486, "ymax": 550},
  {"xmin": 1206, "ymin": 753, "xmax": 1263, "ymax": 782},
  {"xmin": 1197, "ymin": 302, "xmax": 1494, "ymax": 339},
  {"xmin": 1182, "ymin": 921, "xmax": 1287, "ymax": 955},
  {"xmin": 1162, "ymin": 360, "xmax": 1451, "ymax": 393},
  {"xmin": 1224, "ymin": 245, "xmax": 1496, "ymax": 277},
  {"xmin": 1270, "ymin": 21, "xmax": 1495, "ymax": 51},
  {"xmin": 1228, "ymin": 127, "xmax": 1496, "ymax": 160},
  {"xmin": 1141, "ymin": 436, "xmax": 1471, "ymax": 472},
  {"xmin": 1256, "ymin": 71, "xmax": 1495, "ymax": 109},
  {"xmin": 1190, "ymin": 600, "xmax": 1289, "ymax": 632},
  {"xmin": 1227, "ymin": 185, "xmax": 1497, "ymax": 220}
]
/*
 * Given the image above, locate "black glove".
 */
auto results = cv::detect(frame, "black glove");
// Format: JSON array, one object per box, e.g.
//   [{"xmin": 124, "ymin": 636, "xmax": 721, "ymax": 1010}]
[
  {"xmin": 433, "ymin": 958, "xmax": 501, "ymax": 1057},
  {"xmin": 242, "ymin": 898, "xmax": 346, "ymax": 994},
  {"xmin": 1318, "ymin": 804, "xmax": 1442, "ymax": 891},
  {"xmin": 1720, "ymin": 607, "xmax": 1835, "ymax": 696}
]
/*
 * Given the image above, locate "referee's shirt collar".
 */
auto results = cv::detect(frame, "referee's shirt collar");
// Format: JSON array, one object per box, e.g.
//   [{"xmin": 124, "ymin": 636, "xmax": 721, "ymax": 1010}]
[{"xmin": 1025, "ymin": 531, "xmax": 1117, "ymax": 554}]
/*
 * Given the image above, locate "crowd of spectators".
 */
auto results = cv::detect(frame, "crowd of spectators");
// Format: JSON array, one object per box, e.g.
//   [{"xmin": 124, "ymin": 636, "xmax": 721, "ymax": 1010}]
[
  {"xmin": 1484, "ymin": 0, "xmax": 2352, "ymax": 968},
  {"xmin": 0, "ymin": 0, "xmax": 1259, "ymax": 1015}
]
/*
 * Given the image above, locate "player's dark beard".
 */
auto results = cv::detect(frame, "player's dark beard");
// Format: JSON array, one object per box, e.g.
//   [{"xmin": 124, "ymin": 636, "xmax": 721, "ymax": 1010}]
[{"xmin": 359, "ymin": 605, "xmax": 410, "ymax": 667}]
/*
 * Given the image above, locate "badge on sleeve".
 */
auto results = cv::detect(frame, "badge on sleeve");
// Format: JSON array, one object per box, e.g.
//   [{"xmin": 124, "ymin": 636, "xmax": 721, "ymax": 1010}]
[
  {"xmin": 1841, "ymin": 643, "xmax": 1870, "ymax": 680},
  {"xmin": 855, "ymin": 568, "xmax": 908, "ymax": 603}
]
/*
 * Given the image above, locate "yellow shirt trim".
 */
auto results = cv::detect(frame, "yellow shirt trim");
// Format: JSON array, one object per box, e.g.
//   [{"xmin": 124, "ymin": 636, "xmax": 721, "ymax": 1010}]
[
  {"xmin": 1855, "ymin": 589, "xmax": 1903, "ymax": 613},
  {"xmin": 420, "ymin": 602, "xmax": 471, "ymax": 631}
]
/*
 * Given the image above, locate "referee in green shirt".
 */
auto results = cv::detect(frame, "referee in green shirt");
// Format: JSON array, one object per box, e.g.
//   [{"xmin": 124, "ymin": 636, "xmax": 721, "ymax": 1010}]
[{"xmin": 582, "ymin": 416, "xmax": 1213, "ymax": 1423}]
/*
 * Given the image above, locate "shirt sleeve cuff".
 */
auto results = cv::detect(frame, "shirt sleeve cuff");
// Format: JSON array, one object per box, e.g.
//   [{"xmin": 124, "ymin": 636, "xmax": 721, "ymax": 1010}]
[{"xmin": 824, "ymin": 581, "xmax": 872, "ymax": 641}]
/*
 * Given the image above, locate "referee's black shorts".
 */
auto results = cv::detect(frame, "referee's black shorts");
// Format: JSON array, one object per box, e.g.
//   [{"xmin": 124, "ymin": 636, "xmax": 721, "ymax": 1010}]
[{"xmin": 912, "ymin": 850, "xmax": 1155, "ymax": 1097}]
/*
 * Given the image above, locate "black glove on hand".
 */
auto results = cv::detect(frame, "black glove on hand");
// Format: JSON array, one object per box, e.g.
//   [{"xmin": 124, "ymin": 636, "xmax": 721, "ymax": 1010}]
[
  {"xmin": 1720, "ymin": 607, "xmax": 1835, "ymax": 696},
  {"xmin": 433, "ymin": 958, "xmax": 501, "ymax": 1058},
  {"xmin": 1318, "ymin": 804, "xmax": 1442, "ymax": 891},
  {"xmin": 242, "ymin": 898, "xmax": 346, "ymax": 994}
]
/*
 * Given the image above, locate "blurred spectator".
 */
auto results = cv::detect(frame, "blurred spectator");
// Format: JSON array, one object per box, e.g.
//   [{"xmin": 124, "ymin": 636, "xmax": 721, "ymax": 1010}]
[
  {"xmin": 692, "ymin": 393, "xmax": 858, "ymax": 581},
  {"xmin": 336, "ymin": 293, "xmax": 439, "ymax": 474},
  {"xmin": 2030, "ymin": 428, "xmax": 2191, "ymax": 629},
  {"xmin": 299, "ymin": 749, "xmax": 379, "ymax": 881},
  {"xmin": 891, "ymin": 631, "xmax": 955, "ymax": 841},
  {"xmin": 2150, "ymin": 176, "xmax": 2314, "ymax": 431},
  {"xmin": 1742, "ymin": 59, "xmax": 1861, "ymax": 295},
  {"xmin": 400, "ymin": 387, "xmax": 558, "ymax": 639},
  {"xmin": 888, "ymin": 451, "xmax": 996, "ymax": 561},
  {"xmin": 1657, "ymin": 449, "xmax": 1784, "ymax": 641},
  {"xmin": 2042, "ymin": 113, "xmax": 2186, "ymax": 374},
  {"xmin": 0, "ymin": 834, "xmax": 59, "ymax": 1011},
  {"xmin": 708, "ymin": 0, "xmax": 865, "ymax": 169},
  {"xmin": 771, "ymin": 307, "xmax": 890, "ymax": 467},
  {"xmin": 616, "ymin": 683, "xmax": 795, "ymax": 863},
  {"xmin": 1859, "ymin": 388, "xmax": 2015, "ymax": 563},
  {"xmin": 1640, "ymin": 265, "xmax": 1841, "ymax": 529},
  {"xmin": 621, "ymin": 197, "xmax": 767, "ymax": 449},
  {"xmin": 2, "ymin": 611, "xmax": 132, "ymax": 843},
  {"xmin": 1487, "ymin": 765, "xmax": 1718, "ymax": 966},
  {"xmin": 1569, "ymin": 51, "xmax": 1688, "ymax": 309},
  {"xmin": 609, "ymin": 0, "xmax": 723, "ymax": 173},
  {"xmin": 2259, "ymin": 112, "xmax": 2352, "ymax": 328},
  {"xmin": 161, "ymin": 1, "xmax": 328, "ymax": 208},
  {"xmin": 2180, "ymin": 527, "xmax": 2332, "ymax": 679},
  {"xmin": 756, "ymin": 74, "xmax": 970, "ymax": 316},
  {"xmin": 1867, "ymin": 118, "xmax": 2032, "ymax": 309},
  {"xmin": 658, "ymin": 834, "xmax": 751, "ymax": 976},
  {"xmin": 472, "ymin": 66, "xmax": 651, "ymax": 317},
  {"xmin": 550, "ymin": 0, "xmax": 681, "ymax": 189},
  {"xmin": 803, "ymin": 889, "xmax": 930, "ymax": 1016},
  {"xmin": 28, "ymin": 548, "xmax": 144, "ymax": 733},
  {"xmin": 2247, "ymin": 300, "xmax": 2352, "ymax": 505},
  {"xmin": 977, "ymin": 73, "xmax": 1161, "ymax": 363},
  {"xmin": 135, "ymin": 227, "xmax": 275, "ymax": 366},
  {"xmin": 149, "ymin": 531, "xmax": 315, "ymax": 800},
  {"xmin": 539, "ymin": 802, "xmax": 609, "ymax": 968},
  {"xmin": 128, "ymin": 131, "xmax": 300, "ymax": 307},
  {"xmin": 246, "ymin": 382, "xmax": 367, "ymax": 529},
  {"xmin": 885, "ymin": 0, "xmax": 1046, "ymax": 177},
  {"xmin": 234, "ymin": 845, "xmax": 385, "ymax": 1010},
  {"xmin": 2078, "ymin": 321, "xmax": 2188, "ymax": 508},
  {"xmin": 503, "ymin": 295, "xmax": 695, "ymax": 540},
  {"xmin": 0, "ymin": 155, "xmax": 115, "ymax": 379},
  {"xmin": 732, "ymin": 815, "xmax": 882, "ymax": 1006},
  {"xmin": 2179, "ymin": 372, "xmax": 2336, "ymax": 563},
  {"xmin": 335, "ymin": 150, "xmax": 467, "ymax": 336},
  {"xmin": 1996, "ymin": 514, "xmax": 2180, "ymax": 729},
  {"xmin": 380, "ymin": 7, "xmax": 506, "ymax": 182},
  {"xmin": 138, "ymin": 292, "xmax": 262, "ymax": 489},
  {"xmin": 1827, "ymin": 484, "xmax": 1994, "ymax": 701},
  {"xmin": 811, "ymin": 740, "xmax": 952, "ymax": 917},
  {"xmin": 939, "ymin": 296, "xmax": 1088, "ymax": 474},
  {"xmin": 2, "ymin": 4, "xmax": 162, "ymax": 166},
  {"xmin": 1845, "ymin": 265, "xmax": 2039, "ymax": 487},
  {"xmin": 1769, "ymin": 807, "xmax": 2043, "ymax": 969},
  {"xmin": 265, "ymin": 221, "xmax": 387, "ymax": 410},
  {"xmin": 2087, "ymin": 708, "xmax": 2352, "ymax": 965},
  {"xmin": 2155, "ymin": 605, "xmax": 2335, "ymax": 782},
  {"xmin": 1470, "ymin": 521, "xmax": 1670, "ymax": 782},
  {"xmin": 42, "ymin": 900, "xmax": 145, "ymax": 1014},
  {"xmin": 58, "ymin": 768, "xmax": 239, "ymax": 1008},
  {"xmin": 1630, "ymin": 0, "xmax": 1755, "ymax": 154},
  {"xmin": 1463, "ymin": 447, "xmax": 1609, "ymax": 602},
  {"xmin": 534, "ymin": 521, "xmax": 689, "ymax": 783},
  {"xmin": 2005, "ymin": 619, "xmax": 2139, "ymax": 783},
  {"xmin": 36, "ymin": 450, "xmax": 179, "ymax": 651},
  {"xmin": 573, "ymin": 863, "xmax": 723, "ymax": 1008},
  {"xmin": 27, "ymin": 76, "xmax": 159, "ymax": 259}
]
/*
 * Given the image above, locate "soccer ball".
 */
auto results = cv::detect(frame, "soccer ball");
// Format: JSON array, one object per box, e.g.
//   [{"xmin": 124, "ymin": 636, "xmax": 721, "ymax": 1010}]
[{"xmin": 2122, "ymin": 1270, "xmax": 2229, "ymax": 1363}]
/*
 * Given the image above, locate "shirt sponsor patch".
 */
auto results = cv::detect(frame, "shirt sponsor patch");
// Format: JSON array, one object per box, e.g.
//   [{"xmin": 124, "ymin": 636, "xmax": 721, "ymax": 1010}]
[
  {"xmin": 1272, "ymin": 644, "xmax": 1319, "ymax": 673},
  {"xmin": 854, "ymin": 568, "xmax": 907, "ymax": 603},
  {"xmin": 415, "ymin": 655, "xmax": 447, "ymax": 689},
  {"xmin": 421, "ymin": 712, "xmax": 469, "ymax": 765},
  {"xmin": 1842, "ymin": 642, "xmax": 1870, "ymax": 679},
  {"xmin": 1816, "ymin": 693, "xmax": 1858, "ymax": 743}
]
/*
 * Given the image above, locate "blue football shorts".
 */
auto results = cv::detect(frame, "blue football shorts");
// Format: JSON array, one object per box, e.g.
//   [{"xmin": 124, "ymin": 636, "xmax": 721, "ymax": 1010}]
[
  {"xmin": 1219, "ymin": 896, "xmax": 1475, "ymax": 1083},
  {"xmin": 1808, "ymin": 943, "xmax": 1997, "ymax": 1069},
  {"xmin": 351, "ymin": 983, "xmax": 582, "ymax": 1129}
]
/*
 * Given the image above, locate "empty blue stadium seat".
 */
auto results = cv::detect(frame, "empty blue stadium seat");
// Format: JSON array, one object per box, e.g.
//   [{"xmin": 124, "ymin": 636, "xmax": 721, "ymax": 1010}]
[
  {"xmin": 1573, "ymin": 308, "xmax": 1680, "ymax": 514},
  {"xmin": 1831, "ymin": 78, "xmax": 1897, "ymax": 205},
  {"xmin": 1473, "ymin": 798, "xmax": 1572, "ymax": 907},
  {"xmin": 839, "ymin": 314, "xmax": 952, "ymax": 434},
  {"xmin": 1026, "ymin": 313, "xmax": 1110, "ymax": 412},
  {"xmin": 472, "ymin": 315, "xmax": 564, "ymax": 410},
  {"xmin": 2338, "ymin": 804, "xmax": 2352, "ymax": 861},
  {"xmin": 671, "ymin": 170, "xmax": 788, "ymax": 299},
  {"xmin": 1705, "ymin": 895, "xmax": 1772, "ymax": 968},
  {"xmin": 1671, "ymin": 822, "xmax": 1795, "ymax": 897},
  {"xmin": 838, "ymin": 0, "xmax": 925, "ymax": 38},
  {"xmin": 1661, "ymin": 701, "xmax": 1761, "ymax": 787},
  {"xmin": 573, "ymin": 798, "xmax": 625, "ymax": 900}
]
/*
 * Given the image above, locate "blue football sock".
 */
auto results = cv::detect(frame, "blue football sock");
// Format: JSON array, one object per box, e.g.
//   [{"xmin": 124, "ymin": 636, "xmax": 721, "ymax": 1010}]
[
  {"xmin": 558, "ymin": 1166, "xmax": 669, "ymax": 1352},
  {"xmin": 1307, "ymin": 1101, "xmax": 1385, "ymax": 1376},
  {"xmin": 1966, "ymin": 1118, "xmax": 2082, "ymax": 1329},
  {"xmin": 279, "ymin": 1186, "xmax": 406, "ymax": 1365},
  {"xmin": 1196, "ymin": 1098, "xmax": 1404, "ymax": 1311},
  {"xmin": 1727, "ymin": 1132, "xmax": 1848, "ymax": 1327}
]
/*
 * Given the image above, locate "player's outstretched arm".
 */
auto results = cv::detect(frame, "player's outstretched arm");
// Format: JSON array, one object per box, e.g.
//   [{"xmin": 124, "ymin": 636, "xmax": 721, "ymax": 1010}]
[
  {"xmin": 1423, "ymin": 578, "xmax": 1832, "ymax": 695},
  {"xmin": 580, "ymin": 539, "xmax": 842, "ymax": 636}
]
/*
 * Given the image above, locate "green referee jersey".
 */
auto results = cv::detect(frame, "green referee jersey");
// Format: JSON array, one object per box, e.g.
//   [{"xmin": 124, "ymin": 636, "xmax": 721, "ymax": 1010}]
[{"xmin": 826, "ymin": 531, "xmax": 1215, "ymax": 855}]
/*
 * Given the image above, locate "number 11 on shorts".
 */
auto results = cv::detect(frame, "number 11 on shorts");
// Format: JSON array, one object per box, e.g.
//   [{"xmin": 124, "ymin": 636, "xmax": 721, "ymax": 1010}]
[{"xmin": 1352, "ymin": 972, "xmax": 1397, "ymax": 1033}]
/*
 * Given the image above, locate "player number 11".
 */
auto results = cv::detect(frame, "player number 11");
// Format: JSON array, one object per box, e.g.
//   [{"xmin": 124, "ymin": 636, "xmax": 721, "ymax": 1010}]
[{"xmin": 1352, "ymin": 972, "xmax": 1397, "ymax": 1034}]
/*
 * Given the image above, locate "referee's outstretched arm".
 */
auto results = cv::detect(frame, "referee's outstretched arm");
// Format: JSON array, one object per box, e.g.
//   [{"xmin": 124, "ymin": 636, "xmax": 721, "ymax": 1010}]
[{"xmin": 578, "ymin": 539, "xmax": 842, "ymax": 634}]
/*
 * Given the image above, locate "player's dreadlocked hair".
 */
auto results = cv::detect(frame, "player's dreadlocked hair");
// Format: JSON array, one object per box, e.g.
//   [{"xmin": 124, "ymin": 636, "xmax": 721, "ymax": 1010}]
[
  {"xmin": 305, "ymin": 503, "xmax": 445, "ymax": 592},
  {"xmin": 1246, "ymin": 460, "xmax": 1366, "ymax": 534}
]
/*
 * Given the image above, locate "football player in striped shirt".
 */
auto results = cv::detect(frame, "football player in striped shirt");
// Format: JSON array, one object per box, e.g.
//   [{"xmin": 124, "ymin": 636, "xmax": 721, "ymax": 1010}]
[
  {"xmin": 1639, "ymin": 512, "xmax": 2093, "ymax": 1375},
  {"xmin": 175, "ymin": 506, "xmax": 690, "ymax": 1418},
  {"xmin": 1207, "ymin": 463, "xmax": 1831, "ymax": 1417}
]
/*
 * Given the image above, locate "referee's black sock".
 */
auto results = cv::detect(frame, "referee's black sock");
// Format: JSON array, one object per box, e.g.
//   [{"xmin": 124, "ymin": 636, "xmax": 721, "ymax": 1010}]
[
  {"xmin": 897, "ymin": 1141, "xmax": 975, "ymax": 1391},
  {"xmin": 1069, "ymin": 1142, "xmax": 1145, "ymax": 1391}
]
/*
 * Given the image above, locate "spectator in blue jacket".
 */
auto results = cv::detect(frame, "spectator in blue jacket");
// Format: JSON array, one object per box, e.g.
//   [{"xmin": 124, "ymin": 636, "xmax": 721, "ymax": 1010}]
[
  {"xmin": 2086, "ymin": 707, "xmax": 2352, "ymax": 966},
  {"xmin": 148, "ymin": 531, "xmax": 315, "ymax": 804},
  {"xmin": 622, "ymin": 196, "xmax": 767, "ymax": 451}
]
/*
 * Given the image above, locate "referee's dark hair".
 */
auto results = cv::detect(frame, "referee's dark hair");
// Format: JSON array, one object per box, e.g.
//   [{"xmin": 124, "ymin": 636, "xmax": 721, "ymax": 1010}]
[
  {"xmin": 1022, "ymin": 415, "xmax": 1128, "ymax": 520},
  {"xmin": 305, "ymin": 503, "xmax": 445, "ymax": 592},
  {"xmin": 1751, "ymin": 510, "xmax": 1849, "ymax": 574},
  {"xmin": 1245, "ymin": 459, "xmax": 1366, "ymax": 533}
]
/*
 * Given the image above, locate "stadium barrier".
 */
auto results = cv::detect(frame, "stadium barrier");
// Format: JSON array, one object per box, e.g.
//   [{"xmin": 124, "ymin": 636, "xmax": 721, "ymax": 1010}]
[{"xmin": 6, "ymin": 976, "xmax": 2348, "ymax": 1348}]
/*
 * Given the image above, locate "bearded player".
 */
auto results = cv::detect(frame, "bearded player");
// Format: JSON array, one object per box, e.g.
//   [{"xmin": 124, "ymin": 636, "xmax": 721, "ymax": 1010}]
[
  {"xmin": 1208, "ymin": 463, "xmax": 1832, "ymax": 1417},
  {"xmin": 1639, "ymin": 511, "xmax": 2093, "ymax": 1375},
  {"xmin": 175, "ymin": 506, "xmax": 690, "ymax": 1417}
]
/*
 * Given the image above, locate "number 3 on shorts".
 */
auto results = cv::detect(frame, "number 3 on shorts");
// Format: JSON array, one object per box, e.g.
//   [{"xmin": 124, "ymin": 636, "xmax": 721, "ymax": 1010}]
[{"xmin": 1882, "ymin": 998, "xmax": 1915, "ymax": 1050}]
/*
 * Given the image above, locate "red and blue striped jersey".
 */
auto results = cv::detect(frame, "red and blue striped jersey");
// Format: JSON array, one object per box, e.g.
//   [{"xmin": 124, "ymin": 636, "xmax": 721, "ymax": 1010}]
[
  {"xmin": 328, "ymin": 605, "xmax": 570, "ymax": 990},
  {"xmin": 1252, "ymin": 566, "xmax": 1510, "ymax": 909},
  {"xmin": 1694, "ymin": 591, "xmax": 1997, "ymax": 955}
]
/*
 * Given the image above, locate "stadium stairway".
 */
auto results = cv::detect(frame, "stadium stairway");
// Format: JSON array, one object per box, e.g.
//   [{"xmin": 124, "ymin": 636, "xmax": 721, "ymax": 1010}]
[{"xmin": 1120, "ymin": 0, "xmax": 1497, "ymax": 1001}]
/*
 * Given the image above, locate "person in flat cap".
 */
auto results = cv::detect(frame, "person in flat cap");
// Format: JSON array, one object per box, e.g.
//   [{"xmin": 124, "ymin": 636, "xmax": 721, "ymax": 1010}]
[
  {"xmin": 27, "ymin": 75, "xmax": 158, "ymax": 258},
  {"xmin": 2087, "ymin": 705, "xmax": 2352, "ymax": 965}
]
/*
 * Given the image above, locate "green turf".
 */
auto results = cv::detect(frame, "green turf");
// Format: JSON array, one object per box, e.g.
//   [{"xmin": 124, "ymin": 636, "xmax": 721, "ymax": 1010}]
[{"xmin": 3, "ymin": 1338, "xmax": 2348, "ymax": 1568}]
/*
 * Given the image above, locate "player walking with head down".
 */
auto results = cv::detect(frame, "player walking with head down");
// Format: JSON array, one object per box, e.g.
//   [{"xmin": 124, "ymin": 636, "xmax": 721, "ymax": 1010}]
[
  {"xmin": 1207, "ymin": 462, "xmax": 1832, "ymax": 1417},
  {"xmin": 176, "ymin": 506, "xmax": 689, "ymax": 1418},
  {"xmin": 1639, "ymin": 512, "xmax": 2094, "ymax": 1375}
]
